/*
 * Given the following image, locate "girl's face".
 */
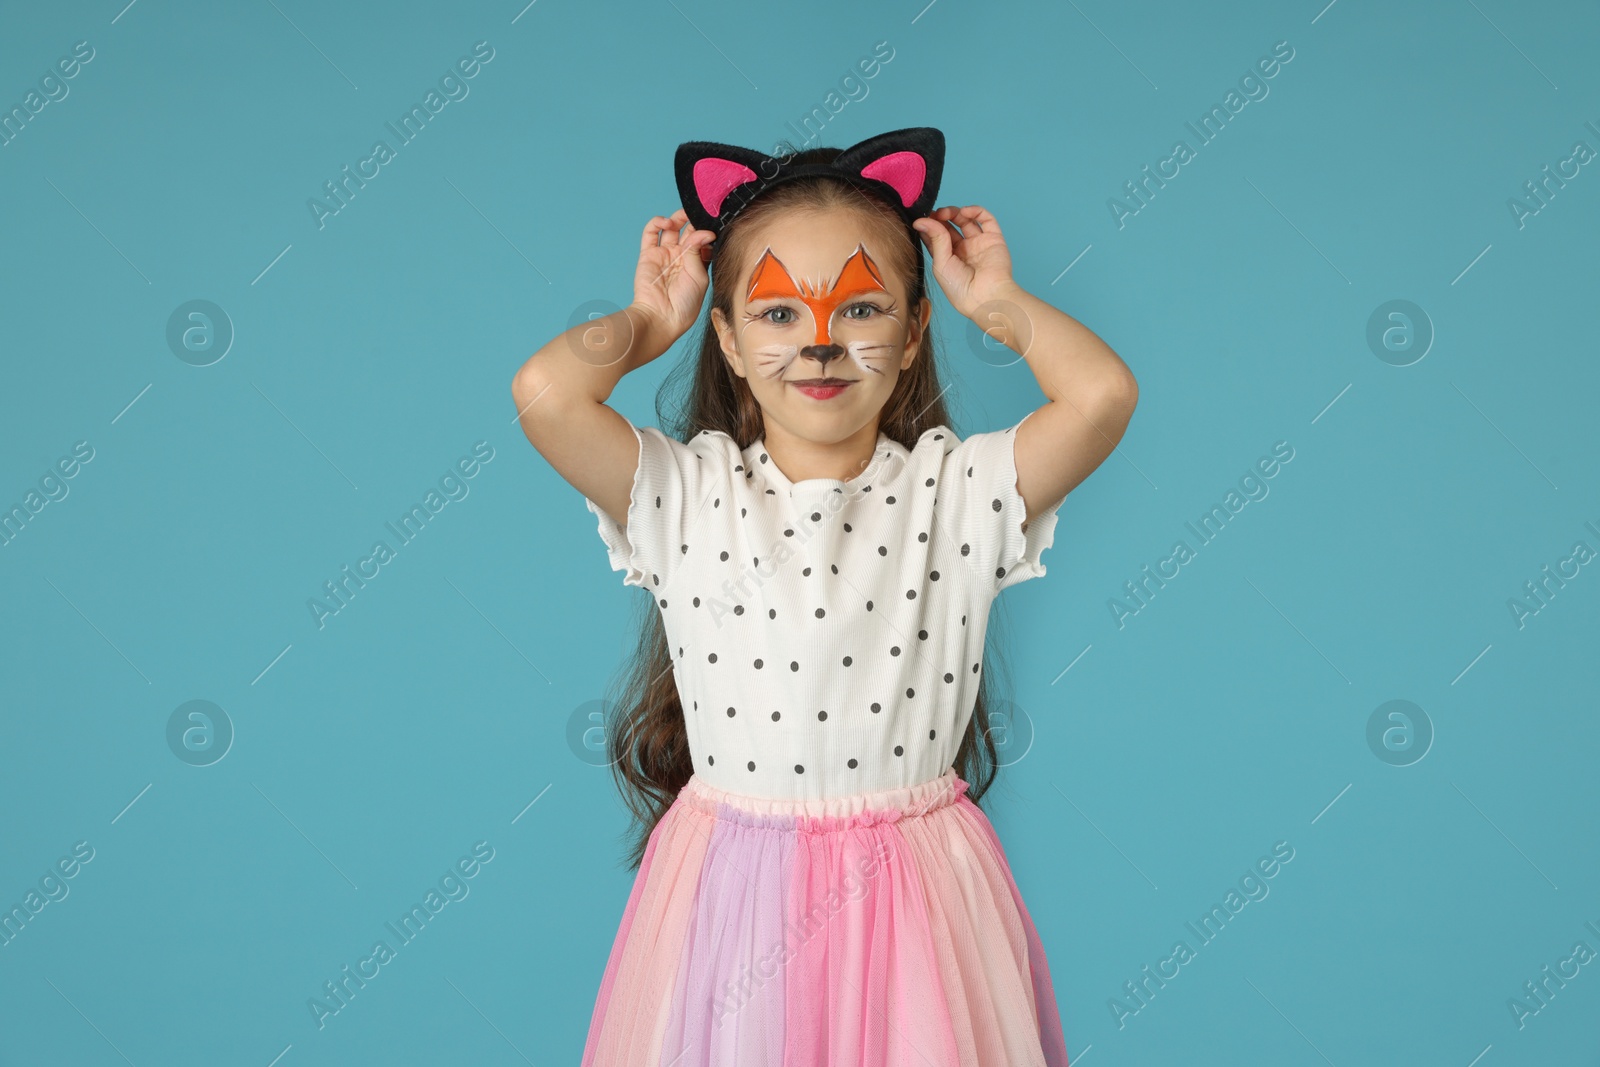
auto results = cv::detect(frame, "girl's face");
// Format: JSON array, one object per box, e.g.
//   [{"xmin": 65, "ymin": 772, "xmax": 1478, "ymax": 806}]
[{"xmin": 711, "ymin": 209, "xmax": 929, "ymax": 445}]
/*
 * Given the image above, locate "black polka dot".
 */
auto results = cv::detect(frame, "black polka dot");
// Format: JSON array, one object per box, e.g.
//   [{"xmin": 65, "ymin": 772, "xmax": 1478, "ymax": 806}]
[
  {"xmin": 708, "ymin": 652, "xmax": 717, "ymax": 663},
  {"xmin": 771, "ymin": 710, "xmax": 781, "ymax": 721},
  {"xmin": 844, "ymin": 522, "xmax": 852, "ymax": 532},
  {"xmin": 929, "ymin": 729, "xmax": 937, "ymax": 739},
  {"xmin": 991, "ymin": 498, "xmax": 1002, "ymax": 512},
  {"xmin": 886, "ymin": 495, "xmax": 896, "ymax": 504},
  {"xmin": 944, "ymin": 673, "xmax": 954, "ymax": 683},
  {"xmin": 734, "ymin": 605, "xmax": 744, "ymax": 615},
  {"xmin": 894, "ymin": 745, "xmax": 904, "ymax": 756},
  {"xmin": 871, "ymin": 702, "xmax": 881, "ymax": 713},
  {"xmin": 748, "ymin": 761, "xmax": 756, "ymax": 771},
  {"xmin": 848, "ymin": 758, "xmax": 858, "ymax": 768},
  {"xmin": 795, "ymin": 764, "xmax": 805, "ymax": 774},
  {"xmin": 754, "ymin": 658, "xmax": 763, "ymax": 669},
  {"xmin": 925, "ymin": 477, "xmax": 935, "ymax": 487},
  {"xmin": 878, "ymin": 545, "xmax": 887, "ymax": 556},
  {"xmin": 890, "ymin": 646, "xmax": 901, "ymax": 656},
  {"xmin": 790, "ymin": 661, "xmax": 799, "ymax": 671},
  {"xmin": 918, "ymin": 532, "xmax": 928, "ymax": 543},
  {"xmin": 996, "ymin": 567, "xmax": 1007, "ymax": 580},
  {"xmin": 842, "ymin": 656, "xmax": 852, "ymax": 666},
  {"xmin": 918, "ymin": 629, "xmax": 928, "ymax": 640},
  {"xmin": 961, "ymin": 544, "xmax": 971, "ymax": 556},
  {"xmin": 811, "ymin": 512, "xmax": 821, "ymax": 521},
  {"xmin": 930, "ymin": 571, "xmax": 940, "ymax": 581},
  {"xmin": 906, "ymin": 688, "xmax": 915, "ymax": 698},
  {"xmin": 693, "ymin": 597, "xmax": 701, "ymax": 607},
  {"xmin": 720, "ymin": 550, "xmax": 729, "ymax": 561},
  {"xmin": 708, "ymin": 754, "xmax": 715, "ymax": 765},
  {"xmin": 815, "ymin": 608, "xmax": 825, "ymax": 618},
  {"xmin": 727, "ymin": 706, "xmax": 736, "ymax": 717},
  {"xmin": 906, "ymin": 589, "xmax": 916, "ymax": 599},
  {"xmin": 866, "ymin": 601, "xmax": 874, "ymax": 611},
  {"xmin": 803, "ymin": 567, "xmax": 811, "ymax": 576},
  {"xmin": 818, "ymin": 710, "xmax": 828, "ymax": 721},
  {"xmin": 659, "ymin": 598, "xmax": 667, "ymax": 608},
  {"xmin": 784, "ymin": 528, "xmax": 794, "ymax": 537},
  {"xmin": 769, "ymin": 609, "xmax": 777, "ymax": 619}
]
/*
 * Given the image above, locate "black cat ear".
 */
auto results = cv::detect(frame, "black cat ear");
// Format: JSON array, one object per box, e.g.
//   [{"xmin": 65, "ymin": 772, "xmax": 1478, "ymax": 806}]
[
  {"xmin": 674, "ymin": 140, "xmax": 776, "ymax": 237},
  {"xmin": 672, "ymin": 127, "xmax": 946, "ymax": 240},
  {"xmin": 831, "ymin": 127, "xmax": 944, "ymax": 222}
]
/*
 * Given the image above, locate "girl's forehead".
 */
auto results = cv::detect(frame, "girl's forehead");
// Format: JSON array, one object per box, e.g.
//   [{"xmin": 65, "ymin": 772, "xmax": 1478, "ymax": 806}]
[{"xmin": 734, "ymin": 227, "xmax": 906, "ymax": 303}]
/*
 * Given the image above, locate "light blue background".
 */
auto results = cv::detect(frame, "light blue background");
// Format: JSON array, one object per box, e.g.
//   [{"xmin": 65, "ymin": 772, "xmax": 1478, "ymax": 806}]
[{"xmin": 2, "ymin": 0, "xmax": 1597, "ymax": 1063}]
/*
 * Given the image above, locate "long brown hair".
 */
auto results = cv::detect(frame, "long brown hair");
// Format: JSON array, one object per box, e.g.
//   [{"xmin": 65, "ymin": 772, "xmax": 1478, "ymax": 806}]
[{"xmin": 604, "ymin": 144, "xmax": 1016, "ymax": 870}]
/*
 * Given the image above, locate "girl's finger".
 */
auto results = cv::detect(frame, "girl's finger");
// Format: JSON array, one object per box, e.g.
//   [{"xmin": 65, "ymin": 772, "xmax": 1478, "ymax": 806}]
[
  {"xmin": 662, "ymin": 231, "xmax": 710, "ymax": 284},
  {"xmin": 943, "ymin": 207, "xmax": 980, "ymax": 238},
  {"xmin": 933, "ymin": 214, "xmax": 967, "ymax": 256},
  {"xmin": 961, "ymin": 205, "xmax": 1002, "ymax": 236},
  {"xmin": 658, "ymin": 214, "xmax": 684, "ymax": 248},
  {"xmin": 914, "ymin": 217, "xmax": 955, "ymax": 265},
  {"xmin": 640, "ymin": 215, "xmax": 674, "ymax": 253},
  {"xmin": 682, "ymin": 232, "xmax": 711, "ymax": 280}
]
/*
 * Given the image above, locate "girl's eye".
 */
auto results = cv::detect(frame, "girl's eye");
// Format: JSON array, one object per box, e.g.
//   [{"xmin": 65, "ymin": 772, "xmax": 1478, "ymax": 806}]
[
  {"xmin": 760, "ymin": 306, "xmax": 798, "ymax": 325},
  {"xmin": 842, "ymin": 302, "xmax": 883, "ymax": 321}
]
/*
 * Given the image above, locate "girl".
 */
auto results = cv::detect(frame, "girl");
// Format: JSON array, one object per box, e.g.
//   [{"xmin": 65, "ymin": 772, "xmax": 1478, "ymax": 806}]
[{"xmin": 512, "ymin": 127, "xmax": 1137, "ymax": 1067}]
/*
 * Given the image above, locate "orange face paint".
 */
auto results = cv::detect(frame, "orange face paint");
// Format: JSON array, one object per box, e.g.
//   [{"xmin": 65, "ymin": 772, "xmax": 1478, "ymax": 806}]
[{"xmin": 744, "ymin": 244, "xmax": 891, "ymax": 347}]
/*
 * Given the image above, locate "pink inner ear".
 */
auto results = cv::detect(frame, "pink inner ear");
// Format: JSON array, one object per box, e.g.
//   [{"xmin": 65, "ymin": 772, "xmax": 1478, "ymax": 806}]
[
  {"xmin": 859, "ymin": 152, "xmax": 926, "ymax": 208},
  {"xmin": 693, "ymin": 158, "xmax": 759, "ymax": 217}
]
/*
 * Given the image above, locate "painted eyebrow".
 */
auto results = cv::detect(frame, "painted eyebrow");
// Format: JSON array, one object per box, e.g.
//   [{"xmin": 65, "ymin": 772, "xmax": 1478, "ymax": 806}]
[
  {"xmin": 825, "ymin": 283, "xmax": 889, "ymax": 300},
  {"xmin": 745, "ymin": 284, "xmax": 892, "ymax": 303}
]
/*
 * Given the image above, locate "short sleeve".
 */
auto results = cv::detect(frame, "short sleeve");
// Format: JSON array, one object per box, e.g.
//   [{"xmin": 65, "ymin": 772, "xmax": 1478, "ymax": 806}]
[
  {"xmin": 934, "ymin": 409, "xmax": 1065, "ymax": 594},
  {"xmin": 583, "ymin": 418, "xmax": 724, "ymax": 591}
]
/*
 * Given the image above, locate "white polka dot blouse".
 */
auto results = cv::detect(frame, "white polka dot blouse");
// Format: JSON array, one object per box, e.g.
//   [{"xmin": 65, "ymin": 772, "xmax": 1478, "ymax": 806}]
[{"xmin": 585, "ymin": 409, "xmax": 1064, "ymax": 800}]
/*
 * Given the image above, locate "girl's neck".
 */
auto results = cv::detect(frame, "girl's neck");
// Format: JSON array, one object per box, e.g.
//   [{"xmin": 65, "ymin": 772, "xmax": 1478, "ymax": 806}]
[{"xmin": 760, "ymin": 422, "xmax": 885, "ymax": 485}]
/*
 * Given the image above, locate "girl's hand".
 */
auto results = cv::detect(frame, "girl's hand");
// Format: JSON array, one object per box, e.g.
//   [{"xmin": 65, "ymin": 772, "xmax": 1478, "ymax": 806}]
[
  {"xmin": 912, "ymin": 205, "xmax": 1020, "ymax": 319},
  {"xmin": 631, "ymin": 209, "xmax": 715, "ymax": 340}
]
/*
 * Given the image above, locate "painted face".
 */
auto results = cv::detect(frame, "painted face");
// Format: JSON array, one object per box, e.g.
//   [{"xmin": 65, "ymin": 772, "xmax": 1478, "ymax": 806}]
[{"xmin": 737, "ymin": 242, "xmax": 905, "ymax": 383}]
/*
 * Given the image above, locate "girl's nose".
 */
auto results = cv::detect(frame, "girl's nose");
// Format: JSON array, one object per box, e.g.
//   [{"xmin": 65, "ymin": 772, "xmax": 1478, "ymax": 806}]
[{"xmin": 801, "ymin": 344, "xmax": 845, "ymax": 371}]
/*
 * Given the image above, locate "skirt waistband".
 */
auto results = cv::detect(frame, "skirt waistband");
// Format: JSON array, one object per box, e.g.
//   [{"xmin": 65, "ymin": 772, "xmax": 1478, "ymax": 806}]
[{"xmin": 675, "ymin": 768, "xmax": 969, "ymax": 831}]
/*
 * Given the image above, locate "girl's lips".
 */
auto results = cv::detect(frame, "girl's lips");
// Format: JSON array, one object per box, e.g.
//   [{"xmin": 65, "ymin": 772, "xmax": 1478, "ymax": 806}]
[{"xmin": 791, "ymin": 381, "xmax": 854, "ymax": 400}]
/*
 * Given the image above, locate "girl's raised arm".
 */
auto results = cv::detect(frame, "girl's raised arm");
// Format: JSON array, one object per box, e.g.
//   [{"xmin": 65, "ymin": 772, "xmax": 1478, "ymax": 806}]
[
  {"xmin": 914, "ymin": 205, "xmax": 1139, "ymax": 524},
  {"xmin": 510, "ymin": 210, "xmax": 714, "ymax": 527}
]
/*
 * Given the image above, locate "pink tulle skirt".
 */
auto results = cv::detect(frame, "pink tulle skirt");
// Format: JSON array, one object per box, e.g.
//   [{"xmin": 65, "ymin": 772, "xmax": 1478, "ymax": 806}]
[{"xmin": 580, "ymin": 768, "xmax": 1070, "ymax": 1067}]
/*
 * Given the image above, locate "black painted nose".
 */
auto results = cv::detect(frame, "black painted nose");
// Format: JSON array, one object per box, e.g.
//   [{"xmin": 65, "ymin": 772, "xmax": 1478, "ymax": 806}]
[{"xmin": 801, "ymin": 343, "xmax": 844, "ymax": 371}]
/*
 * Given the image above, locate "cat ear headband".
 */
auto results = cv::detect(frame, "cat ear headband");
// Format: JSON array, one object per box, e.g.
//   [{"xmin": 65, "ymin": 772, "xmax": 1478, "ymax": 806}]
[{"xmin": 674, "ymin": 126, "xmax": 945, "ymax": 284}]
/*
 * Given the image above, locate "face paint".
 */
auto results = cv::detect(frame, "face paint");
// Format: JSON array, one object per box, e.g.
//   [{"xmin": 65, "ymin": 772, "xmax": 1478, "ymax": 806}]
[{"xmin": 739, "ymin": 243, "xmax": 904, "ymax": 383}]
